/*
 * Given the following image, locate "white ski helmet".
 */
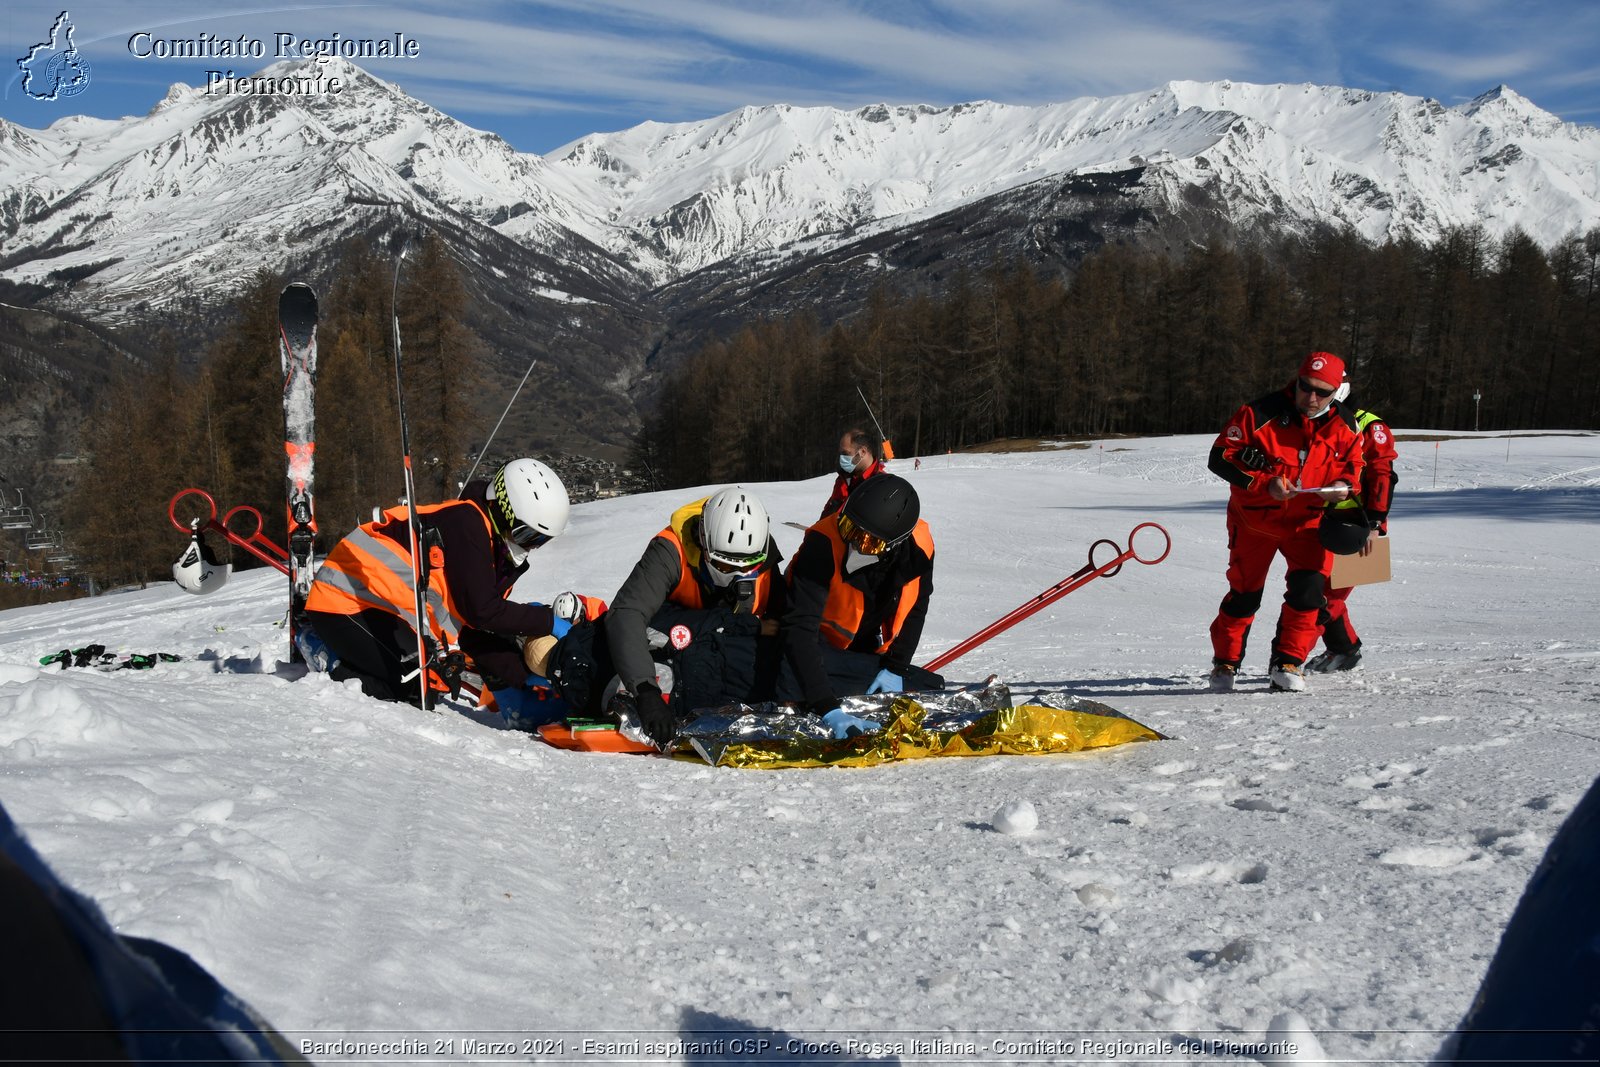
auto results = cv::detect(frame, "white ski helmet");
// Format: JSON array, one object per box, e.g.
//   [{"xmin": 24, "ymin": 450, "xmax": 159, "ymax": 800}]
[
  {"xmin": 171, "ymin": 532, "xmax": 230, "ymax": 595},
  {"xmin": 490, "ymin": 458, "xmax": 570, "ymax": 563},
  {"xmin": 698, "ymin": 487, "xmax": 770, "ymax": 587}
]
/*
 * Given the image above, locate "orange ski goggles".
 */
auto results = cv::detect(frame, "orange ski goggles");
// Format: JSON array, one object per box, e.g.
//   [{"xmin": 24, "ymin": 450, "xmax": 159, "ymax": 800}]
[{"xmin": 836, "ymin": 513, "xmax": 904, "ymax": 556}]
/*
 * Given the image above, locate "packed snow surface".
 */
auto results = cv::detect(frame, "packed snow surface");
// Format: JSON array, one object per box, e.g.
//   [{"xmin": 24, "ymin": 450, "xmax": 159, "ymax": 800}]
[{"xmin": 2, "ymin": 431, "xmax": 1597, "ymax": 1063}]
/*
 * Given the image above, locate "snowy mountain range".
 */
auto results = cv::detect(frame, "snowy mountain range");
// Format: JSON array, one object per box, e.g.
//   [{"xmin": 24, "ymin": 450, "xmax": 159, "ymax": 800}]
[
  {"xmin": 3, "ymin": 57, "xmax": 1598, "ymax": 324},
  {"xmin": 3, "ymin": 59, "xmax": 1599, "ymax": 466}
]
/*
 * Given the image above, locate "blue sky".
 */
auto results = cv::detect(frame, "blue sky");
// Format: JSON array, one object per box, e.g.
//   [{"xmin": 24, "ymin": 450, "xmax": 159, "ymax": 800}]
[{"xmin": 5, "ymin": 1, "xmax": 1597, "ymax": 152}]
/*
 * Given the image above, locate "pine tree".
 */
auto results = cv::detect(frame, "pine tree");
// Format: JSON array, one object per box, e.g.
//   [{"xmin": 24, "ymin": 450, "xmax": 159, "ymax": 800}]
[
  {"xmin": 396, "ymin": 234, "xmax": 481, "ymax": 501},
  {"xmin": 204, "ymin": 269, "xmax": 287, "ymax": 538},
  {"xmin": 319, "ymin": 239, "xmax": 402, "ymax": 533}
]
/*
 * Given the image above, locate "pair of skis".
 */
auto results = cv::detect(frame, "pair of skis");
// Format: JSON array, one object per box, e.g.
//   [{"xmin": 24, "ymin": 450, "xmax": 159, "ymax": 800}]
[
  {"xmin": 278, "ymin": 283, "xmax": 319, "ymax": 664},
  {"xmin": 187, "ymin": 279, "xmax": 441, "ymax": 703},
  {"xmin": 280, "ymin": 272, "xmax": 435, "ymax": 709}
]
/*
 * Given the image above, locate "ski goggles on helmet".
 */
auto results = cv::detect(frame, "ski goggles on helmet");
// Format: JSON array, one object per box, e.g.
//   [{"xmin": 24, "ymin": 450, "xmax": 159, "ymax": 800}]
[
  {"xmin": 507, "ymin": 523, "xmax": 553, "ymax": 551},
  {"xmin": 836, "ymin": 513, "xmax": 905, "ymax": 556},
  {"xmin": 704, "ymin": 547, "xmax": 767, "ymax": 575}
]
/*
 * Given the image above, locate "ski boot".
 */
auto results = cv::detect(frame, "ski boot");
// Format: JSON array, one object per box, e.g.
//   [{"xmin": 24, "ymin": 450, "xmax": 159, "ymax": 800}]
[
  {"xmin": 1269, "ymin": 662, "xmax": 1307, "ymax": 692},
  {"xmin": 294, "ymin": 626, "xmax": 340, "ymax": 673},
  {"xmin": 1305, "ymin": 647, "xmax": 1362, "ymax": 673},
  {"xmin": 1208, "ymin": 663, "xmax": 1237, "ymax": 693}
]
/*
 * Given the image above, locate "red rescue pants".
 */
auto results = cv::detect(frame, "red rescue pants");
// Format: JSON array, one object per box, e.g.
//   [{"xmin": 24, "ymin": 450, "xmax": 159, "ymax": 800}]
[
  {"xmin": 1210, "ymin": 515, "xmax": 1332, "ymax": 668},
  {"xmin": 1316, "ymin": 582, "xmax": 1360, "ymax": 653}
]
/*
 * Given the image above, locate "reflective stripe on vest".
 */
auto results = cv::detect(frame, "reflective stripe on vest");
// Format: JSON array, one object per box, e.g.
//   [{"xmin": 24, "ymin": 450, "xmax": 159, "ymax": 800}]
[
  {"xmin": 811, "ymin": 517, "xmax": 934, "ymax": 652},
  {"xmin": 1332, "ymin": 407, "xmax": 1385, "ymax": 511},
  {"xmin": 305, "ymin": 499, "xmax": 493, "ymax": 644}
]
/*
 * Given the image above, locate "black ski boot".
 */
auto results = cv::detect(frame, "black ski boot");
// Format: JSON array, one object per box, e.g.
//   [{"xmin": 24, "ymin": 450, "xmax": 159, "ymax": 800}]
[{"xmin": 1306, "ymin": 647, "xmax": 1362, "ymax": 673}]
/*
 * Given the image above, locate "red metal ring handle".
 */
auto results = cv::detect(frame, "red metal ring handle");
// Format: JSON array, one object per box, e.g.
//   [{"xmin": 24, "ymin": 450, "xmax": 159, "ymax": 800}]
[
  {"xmin": 168, "ymin": 488, "xmax": 218, "ymax": 533},
  {"xmin": 222, "ymin": 504, "xmax": 268, "ymax": 541},
  {"xmin": 1087, "ymin": 537, "xmax": 1124, "ymax": 578},
  {"xmin": 1128, "ymin": 522, "xmax": 1172, "ymax": 566}
]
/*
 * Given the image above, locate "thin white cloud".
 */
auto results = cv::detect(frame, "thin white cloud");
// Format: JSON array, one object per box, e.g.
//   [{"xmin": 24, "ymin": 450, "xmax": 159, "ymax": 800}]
[
  {"xmin": 1379, "ymin": 45, "xmax": 1546, "ymax": 85},
  {"xmin": 5, "ymin": 0, "xmax": 1593, "ymax": 146}
]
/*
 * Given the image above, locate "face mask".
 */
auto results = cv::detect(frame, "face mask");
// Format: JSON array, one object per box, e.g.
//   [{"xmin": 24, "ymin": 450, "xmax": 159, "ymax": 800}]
[
  {"xmin": 838, "ymin": 453, "xmax": 857, "ymax": 475},
  {"xmin": 503, "ymin": 536, "xmax": 529, "ymax": 566},
  {"xmin": 844, "ymin": 546, "xmax": 879, "ymax": 573}
]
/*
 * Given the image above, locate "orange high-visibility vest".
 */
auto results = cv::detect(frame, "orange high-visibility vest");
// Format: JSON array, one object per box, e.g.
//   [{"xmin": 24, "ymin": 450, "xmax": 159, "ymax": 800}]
[
  {"xmin": 305, "ymin": 498, "xmax": 493, "ymax": 647},
  {"xmin": 657, "ymin": 497, "xmax": 773, "ymax": 613},
  {"xmin": 809, "ymin": 516, "xmax": 934, "ymax": 651}
]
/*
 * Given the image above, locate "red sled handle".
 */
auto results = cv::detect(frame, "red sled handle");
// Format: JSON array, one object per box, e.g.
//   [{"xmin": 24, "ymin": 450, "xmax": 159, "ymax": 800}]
[
  {"xmin": 168, "ymin": 488, "xmax": 291, "ymax": 576},
  {"xmin": 920, "ymin": 522, "xmax": 1171, "ymax": 674}
]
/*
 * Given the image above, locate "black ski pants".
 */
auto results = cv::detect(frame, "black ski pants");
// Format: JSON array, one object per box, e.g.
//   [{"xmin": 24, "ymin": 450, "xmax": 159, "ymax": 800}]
[{"xmin": 306, "ymin": 608, "xmax": 425, "ymax": 707}]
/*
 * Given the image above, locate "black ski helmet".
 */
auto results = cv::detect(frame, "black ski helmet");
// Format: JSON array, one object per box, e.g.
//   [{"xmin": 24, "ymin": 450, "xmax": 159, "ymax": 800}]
[
  {"xmin": 1318, "ymin": 509, "xmax": 1371, "ymax": 555},
  {"xmin": 842, "ymin": 473, "xmax": 920, "ymax": 545}
]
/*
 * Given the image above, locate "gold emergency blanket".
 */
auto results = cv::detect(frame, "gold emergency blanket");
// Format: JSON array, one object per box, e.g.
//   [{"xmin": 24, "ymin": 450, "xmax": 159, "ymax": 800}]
[{"xmin": 680, "ymin": 691, "xmax": 1164, "ymax": 769}]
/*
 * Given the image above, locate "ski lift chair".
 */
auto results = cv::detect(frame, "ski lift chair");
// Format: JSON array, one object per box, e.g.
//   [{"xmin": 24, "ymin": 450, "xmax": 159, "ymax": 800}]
[
  {"xmin": 0, "ymin": 490, "xmax": 32, "ymax": 530},
  {"xmin": 25, "ymin": 529, "xmax": 60, "ymax": 552}
]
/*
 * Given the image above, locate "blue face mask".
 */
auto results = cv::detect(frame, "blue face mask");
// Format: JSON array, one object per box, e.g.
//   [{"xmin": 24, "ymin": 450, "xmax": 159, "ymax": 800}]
[{"xmin": 838, "ymin": 453, "xmax": 857, "ymax": 475}]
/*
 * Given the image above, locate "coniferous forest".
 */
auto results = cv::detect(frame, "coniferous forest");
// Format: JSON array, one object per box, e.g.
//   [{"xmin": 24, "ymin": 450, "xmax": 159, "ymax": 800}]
[
  {"xmin": 37, "ymin": 235, "xmax": 480, "ymax": 596},
  {"xmin": 6, "ymin": 221, "xmax": 1599, "ymax": 600},
  {"xmin": 636, "ymin": 224, "xmax": 1600, "ymax": 488}
]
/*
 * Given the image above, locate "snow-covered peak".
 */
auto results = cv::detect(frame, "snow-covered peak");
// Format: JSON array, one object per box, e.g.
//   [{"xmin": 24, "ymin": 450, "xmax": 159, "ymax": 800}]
[
  {"xmin": 1459, "ymin": 84, "xmax": 1565, "ymax": 133},
  {"xmin": 150, "ymin": 82, "xmax": 198, "ymax": 114},
  {"xmin": 542, "ymin": 79, "xmax": 1599, "ymax": 273},
  {"xmin": 2, "ymin": 70, "xmax": 1598, "ymax": 313}
]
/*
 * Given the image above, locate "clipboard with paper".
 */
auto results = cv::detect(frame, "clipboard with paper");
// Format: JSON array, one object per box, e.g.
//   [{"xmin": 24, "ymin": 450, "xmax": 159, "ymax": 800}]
[{"xmin": 1330, "ymin": 532, "xmax": 1391, "ymax": 588}]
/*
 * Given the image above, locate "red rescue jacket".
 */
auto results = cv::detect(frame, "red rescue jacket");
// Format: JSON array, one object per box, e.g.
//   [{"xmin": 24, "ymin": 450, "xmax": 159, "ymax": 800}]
[
  {"xmin": 1209, "ymin": 386, "xmax": 1365, "ymax": 535},
  {"xmin": 820, "ymin": 459, "xmax": 886, "ymax": 519}
]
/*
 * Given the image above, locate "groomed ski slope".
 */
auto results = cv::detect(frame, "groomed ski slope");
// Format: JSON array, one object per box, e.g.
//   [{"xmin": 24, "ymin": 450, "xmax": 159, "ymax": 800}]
[{"xmin": 2, "ymin": 431, "xmax": 1597, "ymax": 1062}]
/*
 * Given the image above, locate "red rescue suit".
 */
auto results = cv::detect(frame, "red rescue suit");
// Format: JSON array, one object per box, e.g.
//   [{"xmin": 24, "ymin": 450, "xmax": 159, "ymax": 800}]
[
  {"xmin": 1319, "ymin": 406, "xmax": 1399, "ymax": 654},
  {"xmin": 820, "ymin": 458, "xmax": 885, "ymax": 520},
  {"xmin": 1207, "ymin": 386, "xmax": 1364, "ymax": 668}
]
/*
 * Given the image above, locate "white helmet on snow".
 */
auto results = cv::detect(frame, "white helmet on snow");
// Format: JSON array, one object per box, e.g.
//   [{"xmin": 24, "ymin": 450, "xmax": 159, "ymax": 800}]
[
  {"xmin": 698, "ymin": 487, "xmax": 770, "ymax": 587},
  {"xmin": 490, "ymin": 458, "xmax": 569, "ymax": 564},
  {"xmin": 171, "ymin": 531, "xmax": 230, "ymax": 595}
]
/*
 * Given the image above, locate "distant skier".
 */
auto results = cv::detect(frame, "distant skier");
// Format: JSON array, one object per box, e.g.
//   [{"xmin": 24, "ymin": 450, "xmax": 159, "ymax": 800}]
[
  {"xmin": 1206, "ymin": 352, "xmax": 1364, "ymax": 693},
  {"xmin": 1307, "ymin": 387, "xmax": 1398, "ymax": 673},
  {"xmin": 820, "ymin": 427, "xmax": 886, "ymax": 519},
  {"xmin": 303, "ymin": 458, "xmax": 571, "ymax": 712},
  {"xmin": 785, "ymin": 473, "xmax": 941, "ymax": 737},
  {"xmin": 602, "ymin": 487, "xmax": 788, "ymax": 745}
]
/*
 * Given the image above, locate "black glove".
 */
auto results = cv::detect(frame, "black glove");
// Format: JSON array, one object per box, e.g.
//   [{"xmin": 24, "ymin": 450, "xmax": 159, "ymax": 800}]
[
  {"xmin": 632, "ymin": 682, "xmax": 677, "ymax": 746},
  {"xmin": 1237, "ymin": 445, "xmax": 1274, "ymax": 472}
]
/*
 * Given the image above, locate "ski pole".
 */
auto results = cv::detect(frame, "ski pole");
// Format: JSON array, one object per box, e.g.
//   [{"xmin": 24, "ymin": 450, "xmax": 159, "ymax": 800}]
[
  {"xmin": 391, "ymin": 233, "xmax": 434, "ymax": 712},
  {"xmin": 167, "ymin": 488, "xmax": 290, "ymax": 575},
  {"xmin": 920, "ymin": 522, "xmax": 1171, "ymax": 673},
  {"xmin": 459, "ymin": 355, "xmax": 538, "ymax": 490},
  {"xmin": 856, "ymin": 384, "xmax": 892, "ymax": 458}
]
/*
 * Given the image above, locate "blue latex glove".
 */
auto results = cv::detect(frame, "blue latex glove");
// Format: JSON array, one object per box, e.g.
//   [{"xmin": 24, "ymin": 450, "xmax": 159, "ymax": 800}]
[
  {"xmin": 820, "ymin": 707, "xmax": 878, "ymax": 739},
  {"xmin": 550, "ymin": 617, "xmax": 572, "ymax": 639},
  {"xmin": 866, "ymin": 667, "xmax": 903, "ymax": 695}
]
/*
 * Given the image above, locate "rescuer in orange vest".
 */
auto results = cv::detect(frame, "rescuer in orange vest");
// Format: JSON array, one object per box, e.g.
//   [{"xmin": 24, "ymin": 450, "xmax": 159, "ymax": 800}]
[
  {"xmin": 603, "ymin": 486, "xmax": 787, "ymax": 744},
  {"xmin": 784, "ymin": 473, "xmax": 937, "ymax": 738},
  {"xmin": 304, "ymin": 458, "xmax": 571, "ymax": 709}
]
